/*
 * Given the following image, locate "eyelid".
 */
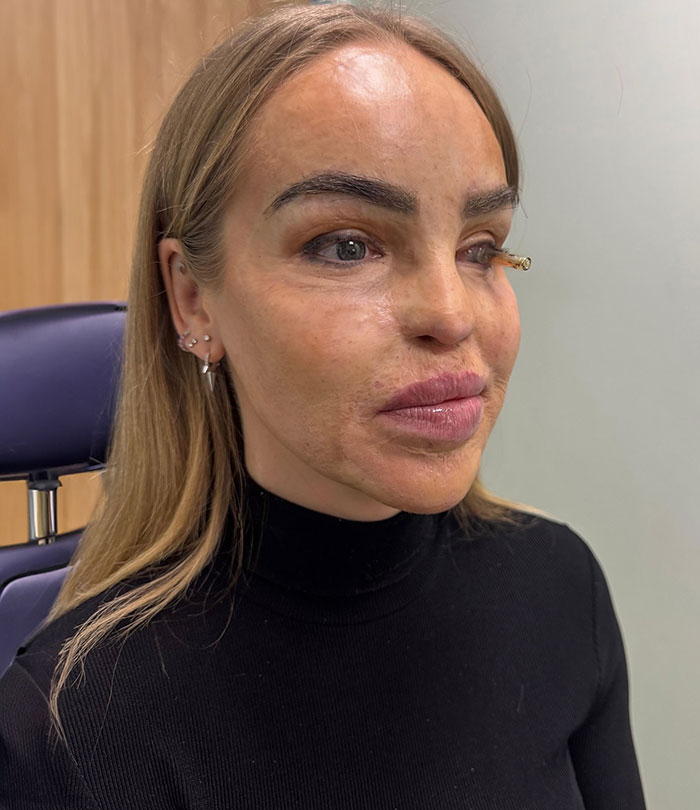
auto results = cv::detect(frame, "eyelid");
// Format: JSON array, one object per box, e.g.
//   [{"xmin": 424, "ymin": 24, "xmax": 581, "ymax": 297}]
[
  {"xmin": 300, "ymin": 230, "xmax": 532, "ymax": 271},
  {"xmin": 301, "ymin": 229, "xmax": 383, "ymax": 263}
]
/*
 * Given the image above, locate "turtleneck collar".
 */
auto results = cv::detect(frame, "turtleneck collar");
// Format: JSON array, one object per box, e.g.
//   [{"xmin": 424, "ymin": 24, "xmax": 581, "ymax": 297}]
[{"xmin": 235, "ymin": 467, "xmax": 452, "ymax": 611}]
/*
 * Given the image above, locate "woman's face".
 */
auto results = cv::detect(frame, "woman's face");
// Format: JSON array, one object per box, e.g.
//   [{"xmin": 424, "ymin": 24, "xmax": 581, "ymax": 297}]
[{"xmin": 187, "ymin": 42, "xmax": 520, "ymax": 519}]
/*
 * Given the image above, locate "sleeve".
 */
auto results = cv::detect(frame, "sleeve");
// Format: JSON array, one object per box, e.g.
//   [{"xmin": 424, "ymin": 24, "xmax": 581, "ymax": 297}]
[
  {"xmin": 0, "ymin": 661, "xmax": 101, "ymax": 810},
  {"xmin": 567, "ymin": 542, "xmax": 648, "ymax": 809}
]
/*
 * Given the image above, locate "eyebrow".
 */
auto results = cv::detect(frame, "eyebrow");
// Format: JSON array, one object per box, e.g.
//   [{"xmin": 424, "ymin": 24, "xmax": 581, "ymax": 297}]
[{"xmin": 263, "ymin": 171, "xmax": 519, "ymax": 220}]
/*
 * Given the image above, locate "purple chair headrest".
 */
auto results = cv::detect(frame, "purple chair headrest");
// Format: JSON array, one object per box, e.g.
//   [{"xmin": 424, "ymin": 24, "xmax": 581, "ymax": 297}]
[{"xmin": 0, "ymin": 302, "xmax": 127, "ymax": 481}]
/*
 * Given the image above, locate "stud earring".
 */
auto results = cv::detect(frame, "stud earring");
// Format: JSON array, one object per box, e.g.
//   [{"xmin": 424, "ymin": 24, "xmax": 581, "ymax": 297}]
[{"xmin": 176, "ymin": 330, "xmax": 220, "ymax": 391}]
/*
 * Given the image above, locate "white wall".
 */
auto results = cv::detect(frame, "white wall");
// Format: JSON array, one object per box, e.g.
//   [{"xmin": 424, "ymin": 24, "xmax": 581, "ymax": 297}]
[{"xmin": 417, "ymin": 0, "xmax": 699, "ymax": 806}]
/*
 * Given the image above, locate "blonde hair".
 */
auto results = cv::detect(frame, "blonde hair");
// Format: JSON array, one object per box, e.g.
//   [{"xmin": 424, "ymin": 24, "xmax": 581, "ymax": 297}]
[{"xmin": 43, "ymin": 2, "xmax": 551, "ymax": 747}]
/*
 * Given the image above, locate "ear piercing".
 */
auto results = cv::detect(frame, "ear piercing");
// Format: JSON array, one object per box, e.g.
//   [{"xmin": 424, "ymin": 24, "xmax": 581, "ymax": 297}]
[
  {"xmin": 177, "ymin": 333, "xmax": 211, "ymax": 349},
  {"xmin": 178, "ymin": 330, "xmax": 213, "ymax": 352},
  {"xmin": 172, "ymin": 264, "xmax": 220, "ymax": 389},
  {"xmin": 177, "ymin": 330, "xmax": 219, "ymax": 391}
]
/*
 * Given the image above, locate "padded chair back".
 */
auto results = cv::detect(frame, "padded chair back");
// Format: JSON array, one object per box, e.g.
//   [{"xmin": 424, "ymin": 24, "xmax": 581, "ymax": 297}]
[
  {"xmin": 0, "ymin": 566, "xmax": 73, "ymax": 680},
  {"xmin": 0, "ymin": 301, "xmax": 126, "ymax": 675},
  {"xmin": 0, "ymin": 530, "xmax": 81, "ymax": 590}
]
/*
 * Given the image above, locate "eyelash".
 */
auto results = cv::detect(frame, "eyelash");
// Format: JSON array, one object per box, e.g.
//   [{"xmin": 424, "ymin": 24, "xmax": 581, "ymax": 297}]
[{"xmin": 300, "ymin": 230, "xmax": 506, "ymax": 273}]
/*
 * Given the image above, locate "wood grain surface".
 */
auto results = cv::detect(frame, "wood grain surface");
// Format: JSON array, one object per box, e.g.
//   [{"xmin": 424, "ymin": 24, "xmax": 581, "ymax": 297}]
[{"xmin": 1, "ymin": 0, "xmax": 284, "ymax": 546}]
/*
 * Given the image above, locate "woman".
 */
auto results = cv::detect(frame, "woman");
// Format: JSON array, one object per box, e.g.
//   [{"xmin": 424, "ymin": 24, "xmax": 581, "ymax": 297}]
[{"xmin": 0, "ymin": 4, "xmax": 646, "ymax": 808}]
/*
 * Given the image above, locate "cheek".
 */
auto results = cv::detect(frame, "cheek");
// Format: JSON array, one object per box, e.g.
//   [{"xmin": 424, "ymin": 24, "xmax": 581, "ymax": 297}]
[
  {"xmin": 225, "ymin": 279, "xmax": 374, "ymax": 415},
  {"xmin": 484, "ymin": 283, "xmax": 521, "ymax": 376}
]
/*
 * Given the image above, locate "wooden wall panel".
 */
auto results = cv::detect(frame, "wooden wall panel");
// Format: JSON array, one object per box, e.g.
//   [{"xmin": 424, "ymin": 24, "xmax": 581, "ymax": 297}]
[{"xmin": 0, "ymin": 0, "xmax": 289, "ymax": 546}]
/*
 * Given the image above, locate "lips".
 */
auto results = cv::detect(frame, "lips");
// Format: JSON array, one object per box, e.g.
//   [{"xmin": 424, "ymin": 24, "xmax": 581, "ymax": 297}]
[{"xmin": 379, "ymin": 371, "xmax": 486, "ymax": 412}]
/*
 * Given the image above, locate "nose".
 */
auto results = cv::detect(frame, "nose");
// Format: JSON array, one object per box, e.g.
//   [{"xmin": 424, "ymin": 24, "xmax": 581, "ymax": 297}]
[{"xmin": 395, "ymin": 248, "xmax": 476, "ymax": 347}]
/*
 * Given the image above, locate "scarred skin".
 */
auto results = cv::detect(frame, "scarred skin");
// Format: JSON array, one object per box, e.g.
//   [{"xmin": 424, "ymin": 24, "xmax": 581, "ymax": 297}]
[{"xmin": 159, "ymin": 42, "xmax": 521, "ymax": 521}]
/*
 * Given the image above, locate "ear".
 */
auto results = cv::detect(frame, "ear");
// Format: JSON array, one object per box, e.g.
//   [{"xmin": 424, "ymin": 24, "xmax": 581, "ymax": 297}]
[{"xmin": 157, "ymin": 238, "xmax": 222, "ymax": 361}]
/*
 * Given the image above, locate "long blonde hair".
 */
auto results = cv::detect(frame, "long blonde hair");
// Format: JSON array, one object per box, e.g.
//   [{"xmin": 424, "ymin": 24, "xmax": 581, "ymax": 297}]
[{"xmin": 44, "ymin": 2, "xmax": 551, "ymax": 746}]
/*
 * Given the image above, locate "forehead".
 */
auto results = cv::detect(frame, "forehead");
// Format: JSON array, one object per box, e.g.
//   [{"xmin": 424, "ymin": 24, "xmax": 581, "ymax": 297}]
[{"xmin": 242, "ymin": 42, "xmax": 506, "ymax": 201}]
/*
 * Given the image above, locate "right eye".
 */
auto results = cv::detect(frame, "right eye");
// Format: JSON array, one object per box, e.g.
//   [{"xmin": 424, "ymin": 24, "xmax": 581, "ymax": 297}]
[{"xmin": 300, "ymin": 230, "xmax": 382, "ymax": 268}]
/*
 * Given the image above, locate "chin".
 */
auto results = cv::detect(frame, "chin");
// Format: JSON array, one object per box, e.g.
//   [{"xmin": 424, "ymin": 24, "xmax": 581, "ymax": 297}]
[{"xmin": 373, "ymin": 474, "xmax": 477, "ymax": 516}]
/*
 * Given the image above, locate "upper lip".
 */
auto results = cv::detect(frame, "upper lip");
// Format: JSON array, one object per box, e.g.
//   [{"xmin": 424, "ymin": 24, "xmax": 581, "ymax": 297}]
[{"xmin": 379, "ymin": 371, "xmax": 486, "ymax": 411}]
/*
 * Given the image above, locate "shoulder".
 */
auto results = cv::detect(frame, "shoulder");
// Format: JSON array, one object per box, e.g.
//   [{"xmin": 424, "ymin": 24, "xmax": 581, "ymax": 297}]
[
  {"xmin": 0, "ymin": 657, "xmax": 102, "ymax": 807},
  {"xmin": 2, "ymin": 562, "xmax": 237, "ymax": 709},
  {"xmin": 0, "ymin": 587, "xmax": 124, "ymax": 809},
  {"xmin": 508, "ymin": 511, "xmax": 612, "ymax": 595},
  {"xmin": 447, "ymin": 508, "xmax": 606, "ymax": 620},
  {"xmin": 3, "ymin": 583, "xmax": 129, "ymax": 699},
  {"xmin": 518, "ymin": 511, "xmax": 604, "ymax": 593},
  {"xmin": 5, "ymin": 558, "xmax": 221, "ymax": 697},
  {"xmin": 0, "ymin": 582, "xmax": 165, "ymax": 777},
  {"xmin": 453, "ymin": 507, "xmax": 598, "ymax": 573}
]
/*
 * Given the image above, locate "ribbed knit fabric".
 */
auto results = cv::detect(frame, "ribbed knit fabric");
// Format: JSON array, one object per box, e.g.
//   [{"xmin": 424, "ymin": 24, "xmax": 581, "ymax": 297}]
[{"xmin": 0, "ymin": 470, "xmax": 647, "ymax": 809}]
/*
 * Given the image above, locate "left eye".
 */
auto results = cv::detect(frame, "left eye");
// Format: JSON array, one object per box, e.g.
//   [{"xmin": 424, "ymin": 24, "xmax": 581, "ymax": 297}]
[{"xmin": 462, "ymin": 243, "xmax": 498, "ymax": 270}]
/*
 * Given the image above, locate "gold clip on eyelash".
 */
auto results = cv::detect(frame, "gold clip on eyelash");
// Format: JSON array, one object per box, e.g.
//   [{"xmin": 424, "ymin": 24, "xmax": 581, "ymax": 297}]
[
  {"xmin": 473, "ymin": 245, "xmax": 531, "ymax": 271},
  {"xmin": 493, "ymin": 249, "xmax": 531, "ymax": 271}
]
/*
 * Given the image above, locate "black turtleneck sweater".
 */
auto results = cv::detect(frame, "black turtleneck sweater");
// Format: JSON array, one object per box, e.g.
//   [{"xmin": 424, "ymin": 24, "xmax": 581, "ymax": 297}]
[{"xmin": 0, "ymin": 471, "xmax": 647, "ymax": 809}]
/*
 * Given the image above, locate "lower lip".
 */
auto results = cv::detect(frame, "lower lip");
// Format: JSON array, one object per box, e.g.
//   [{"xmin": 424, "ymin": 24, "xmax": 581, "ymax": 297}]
[{"xmin": 377, "ymin": 395, "xmax": 484, "ymax": 442}]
